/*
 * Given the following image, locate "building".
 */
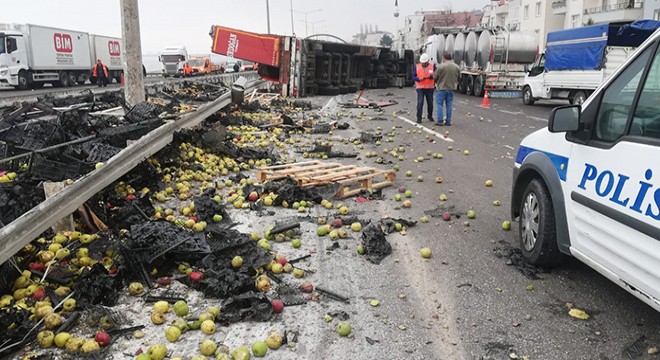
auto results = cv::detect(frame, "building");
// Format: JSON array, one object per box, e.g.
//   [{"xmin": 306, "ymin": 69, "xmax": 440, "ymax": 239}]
[
  {"xmin": 644, "ymin": 0, "xmax": 660, "ymax": 19},
  {"xmin": 520, "ymin": 0, "xmax": 565, "ymax": 48},
  {"xmin": 352, "ymin": 25, "xmax": 395, "ymax": 47},
  {"xmin": 398, "ymin": 9, "xmax": 482, "ymax": 53}
]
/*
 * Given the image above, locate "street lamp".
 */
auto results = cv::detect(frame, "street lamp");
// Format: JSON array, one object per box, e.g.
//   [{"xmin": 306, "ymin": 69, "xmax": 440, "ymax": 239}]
[
  {"xmin": 266, "ymin": 0, "xmax": 271, "ymax": 34},
  {"xmin": 294, "ymin": 8, "xmax": 322, "ymax": 37}
]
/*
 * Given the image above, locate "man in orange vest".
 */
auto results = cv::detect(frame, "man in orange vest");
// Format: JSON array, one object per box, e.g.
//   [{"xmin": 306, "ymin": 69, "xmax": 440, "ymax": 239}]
[
  {"xmin": 92, "ymin": 59, "xmax": 109, "ymax": 87},
  {"xmin": 413, "ymin": 53, "xmax": 436, "ymax": 123}
]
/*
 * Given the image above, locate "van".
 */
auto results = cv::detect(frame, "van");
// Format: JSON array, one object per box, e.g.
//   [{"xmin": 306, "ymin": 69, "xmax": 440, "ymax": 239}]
[{"xmin": 511, "ymin": 27, "xmax": 660, "ymax": 312}]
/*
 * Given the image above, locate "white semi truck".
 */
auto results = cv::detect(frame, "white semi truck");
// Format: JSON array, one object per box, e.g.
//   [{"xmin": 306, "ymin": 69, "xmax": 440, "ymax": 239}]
[
  {"xmin": 522, "ymin": 20, "xmax": 660, "ymax": 105},
  {"xmin": 0, "ymin": 23, "xmax": 125, "ymax": 89},
  {"xmin": 159, "ymin": 46, "xmax": 188, "ymax": 77}
]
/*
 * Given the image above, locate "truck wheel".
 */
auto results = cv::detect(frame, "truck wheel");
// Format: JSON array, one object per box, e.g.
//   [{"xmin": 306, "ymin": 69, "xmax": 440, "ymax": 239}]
[
  {"xmin": 519, "ymin": 179, "xmax": 563, "ymax": 267},
  {"xmin": 522, "ymin": 86, "xmax": 535, "ymax": 105},
  {"xmin": 57, "ymin": 71, "xmax": 70, "ymax": 87},
  {"xmin": 571, "ymin": 91, "xmax": 587, "ymax": 105},
  {"xmin": 68, "ymin": 72, "xmax": 77, "ymax": 87},
  {"xmin": 466, "ymin": 75, "xmax": 475, "ymax": 96},
  {"xmin": 16, "ymin": 71, "xmax": 30, "ymax": 90},
  {"xmin": 458, "ymin": 75, "xmax": 467, "ymax": 94},
  {"xmin": 474, "ymin": 76, "xmax": 485, "ymax": 97}
]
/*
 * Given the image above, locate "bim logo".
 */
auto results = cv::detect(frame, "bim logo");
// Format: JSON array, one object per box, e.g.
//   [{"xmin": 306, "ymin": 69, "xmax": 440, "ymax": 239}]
[
  {"xmin": 108, "ymin": 41, "xmax": 121, "ymax": 56},
  {"xmin": 54, "ymin": 33, "xmax": 73, "ymax": 53}
]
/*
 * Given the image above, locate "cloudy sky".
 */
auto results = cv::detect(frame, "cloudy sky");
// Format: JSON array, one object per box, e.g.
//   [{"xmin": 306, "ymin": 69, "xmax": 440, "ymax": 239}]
[{"xmin": 2, "ymin": 0, "xmax": 487, "ymax": 55}]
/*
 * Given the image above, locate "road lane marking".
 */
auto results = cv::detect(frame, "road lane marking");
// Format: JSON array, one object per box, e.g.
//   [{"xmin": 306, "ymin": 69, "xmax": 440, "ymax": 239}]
[
  {"xmin": 498, "ymin": 109, "xmax": 522, "ymax": 115},
  {"xmin": 526, "ymin": 116, "xmax": 548, "ymax": 122},
  {"xmin": 397, "ymin": 116, "xmax": 454, "ymax": 142}
]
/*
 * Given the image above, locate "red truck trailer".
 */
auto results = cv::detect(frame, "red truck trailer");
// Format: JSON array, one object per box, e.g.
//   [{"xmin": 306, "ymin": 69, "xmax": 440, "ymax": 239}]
[{"xmin": 210, "ymin": 25, "xmax": 414, "ymax": 97}]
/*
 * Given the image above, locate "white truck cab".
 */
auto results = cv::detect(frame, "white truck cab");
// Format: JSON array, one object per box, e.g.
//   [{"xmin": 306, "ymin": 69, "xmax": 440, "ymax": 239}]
[
  {"xmin": 512, "ymin": 27, "xmax": 660, "ymax": 312},
  {"xmin": 159, "ymin": 46, "xmax": 188, "ymax": 77}
]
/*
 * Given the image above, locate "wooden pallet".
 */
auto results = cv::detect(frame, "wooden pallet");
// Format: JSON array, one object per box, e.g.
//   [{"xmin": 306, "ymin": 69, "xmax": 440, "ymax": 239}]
[{"xmin": 257, "ymin": 160, "xmax": 396, "ymax": 199}]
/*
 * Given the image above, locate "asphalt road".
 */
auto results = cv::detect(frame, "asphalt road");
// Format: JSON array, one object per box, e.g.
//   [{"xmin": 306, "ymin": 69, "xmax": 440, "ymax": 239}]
[{"xmin": 305, "ymin": 88, "xmax": 660, "ymax": 360}]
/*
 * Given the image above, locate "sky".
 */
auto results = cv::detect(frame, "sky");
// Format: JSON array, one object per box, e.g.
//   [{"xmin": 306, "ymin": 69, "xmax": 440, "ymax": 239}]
[{"xmin": 1, "ymin": 0, "xmax": 488, "ymax": 55}]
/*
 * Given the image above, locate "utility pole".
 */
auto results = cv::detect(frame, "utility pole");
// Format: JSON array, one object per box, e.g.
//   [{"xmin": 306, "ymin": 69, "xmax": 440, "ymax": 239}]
[
  {"xmin": 120, "ymin": 0, "xmax": 145, "ymax": 107},
  {"xmin": 266, "ymin": 0, "xmax": 271, "ymax": 34},
  {"xmin": 290, "ymin": 0, "xmax": 295, "ymax": 35}
]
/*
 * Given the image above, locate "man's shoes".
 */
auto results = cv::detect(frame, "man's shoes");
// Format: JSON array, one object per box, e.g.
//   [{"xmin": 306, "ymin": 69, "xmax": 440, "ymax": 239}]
[
  {"xmin": 445, "ymin": 122, "xmax": 452, "ymax": 126},
  {"xmin": 435, "ymin": 122, "xmax": 444, "ymax": 126},
  {"xmin": 427, "ymin": 117, "xmax": 434, "ymax": 122},
  {"xmin": 416, "ymin": 119, "xmax": 422, "ymax": 124}
]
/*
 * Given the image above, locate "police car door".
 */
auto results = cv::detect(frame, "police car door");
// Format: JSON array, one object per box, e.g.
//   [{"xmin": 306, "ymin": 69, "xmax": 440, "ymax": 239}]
[{"xmin": 566, "ymin": 39, "xmax": 660, "ymax": 301}]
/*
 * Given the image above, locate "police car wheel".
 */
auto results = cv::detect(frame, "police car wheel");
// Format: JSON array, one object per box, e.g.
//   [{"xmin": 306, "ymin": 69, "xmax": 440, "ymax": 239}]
[{"xmin": 519, "ymin": 179, "xmax": 562, "ymax": 267}]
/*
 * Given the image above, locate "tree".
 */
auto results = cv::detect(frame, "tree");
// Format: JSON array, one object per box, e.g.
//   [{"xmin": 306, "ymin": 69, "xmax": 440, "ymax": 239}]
[{"xmin": 380, "ymin": 34, "xmax": 394, "ymax": 47}]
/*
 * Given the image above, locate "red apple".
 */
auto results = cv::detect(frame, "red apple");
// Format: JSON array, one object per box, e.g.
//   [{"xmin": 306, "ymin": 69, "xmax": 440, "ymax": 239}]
[
  {"xmin": 157, "ymin": 277, "xmax": 172, "ymax": 286},
  {"xmin": 298, "ymin": 281, "xmax": 314, "ymax": 293},
  {"xmin": 188, "ymin": 271, "xmax": 203, "ymax": 283},
  {"xmin": 442, "ymin": 212, "xmax": 451, "ymax": 221},
  {"xmin": 271, "ymin": 300, "xmax": 284, "ymax": 314},
  {"xmin": 126, "ymin": 194, "xmax": 137, "ymax": 201},
  {"xmin": 248, "ymin": 192, "xmax": 259, "ymax": 202},
  {"xmin": 32, "ymin": 289, "xmax": 46, "ymax": 300},
  {"xmin": 398, "ymin": 187, "xmax": 406, "ymax": 193},
  {"xmin": 95, "ymin": 331, "xmax": 111, "ymax": 347},
  {"xmin": 276, "ymin": 257, "xmax": 288, "ymax": 266},
  {"xmin": 331, "ymin": 218, "xmax": 343, "ymax": 228},
  {"xmin": 28, "ymin": 262, "xmax": 45, "ymax": 272}
]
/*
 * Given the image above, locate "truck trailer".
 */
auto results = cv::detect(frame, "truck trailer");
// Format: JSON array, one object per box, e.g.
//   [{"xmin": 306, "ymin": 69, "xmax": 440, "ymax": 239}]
[
  {"xmin": 89, "ymin": 34, "xmax": 124, "ymax": 84},
  {"xmin": 522, "ymin": 20, "xmax": 660, "ymax": 105},
  {"xmin": 209, "ymin": 25, "xmax": 414, "ymax": 97},
  {"xmin": 0, "ymin": 23, "xmax": 125, "ymax": 89},
  {"xmin": 426, "ymin": 27, "xmax": 538, "ymax": 97}
]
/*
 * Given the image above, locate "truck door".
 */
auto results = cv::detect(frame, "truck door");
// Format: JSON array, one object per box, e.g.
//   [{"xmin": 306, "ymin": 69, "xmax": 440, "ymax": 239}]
[
  {"xmin": 565, "ymin": 39, "xmax": 660, "ymax": 304},
  {"xmin": 526, "ymin": 54, "xmax": 545, "ymax": 98}
]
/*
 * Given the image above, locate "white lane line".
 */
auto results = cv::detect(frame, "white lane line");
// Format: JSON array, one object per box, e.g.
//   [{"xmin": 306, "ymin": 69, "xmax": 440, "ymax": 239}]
[
  {"xmin": 397, "ymin": 116, "xmax": 454, "ymax": 142},
  {"xmin": 526, "ymin": 116, "xmax": 548, "ymax": 122},
  {"xmin": 498, "ymin": 109, "xmax": 522, "ymax": 115}
]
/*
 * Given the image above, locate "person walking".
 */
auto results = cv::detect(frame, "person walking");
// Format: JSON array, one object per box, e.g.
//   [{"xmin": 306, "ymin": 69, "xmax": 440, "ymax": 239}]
[
  {"xmin": 433, "ymin": 53, "xmax": 461, "ymax": 126},
  {"xmin": 412, "ymin": 53, "xmax": 436, "ymax": 124},
  {"xmin": 92, "ymin": 59, "xmax": 108, "ymax": 87}
]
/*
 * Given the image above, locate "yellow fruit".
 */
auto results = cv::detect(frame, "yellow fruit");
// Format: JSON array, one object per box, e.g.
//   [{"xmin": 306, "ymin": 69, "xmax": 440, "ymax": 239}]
[
  {"xmin": 64, "ymin": 337, "xmax": 84, "ymax": 353},
  {"xmin": 44, "ymin": 313, "xmax": 63, "ymax": 330},
  {"xmin": 199, "ymin": 339, "xmax": 217, "ymax": 356},
  {"xmin": 37, "ymin": 330, "xmax": 55, "ymax": 348},
  {"xmin": 165, "ymin": 326, "xmax": 181, "ymax": 342},
  {"xmin": 54, "ymin": 332, "xmax": 71, "ymax": 348},
  {"xmin": 200, "ymin": 319, "xmax": 215, "ymax": 334},
  {"xmin": 154, "ymin": 300, "xmax": 170, "ymax": 313},
  {"xmin": 151, "ymin": 311, "xmax": 166, "ymax": 325},
  {"xmin": 266, "ymin": 333, "xmax": 283, "ymax": 349},
  {"xmin": 81, "ymin": 339, "xmax": 100, "ymax": 353}
]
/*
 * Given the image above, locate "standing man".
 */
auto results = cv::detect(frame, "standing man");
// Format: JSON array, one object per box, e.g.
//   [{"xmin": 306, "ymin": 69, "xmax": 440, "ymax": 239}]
[
  {"xmin": 433, "ymin": 53, "xmax": 461, "ymax": 126},
  {"xmin": 92, "ymin": 59, "xmax": 108, "ymax": 87},
  {"xmin": 412, "ymin": 53, "xmax": 437, "ymax": 124}
]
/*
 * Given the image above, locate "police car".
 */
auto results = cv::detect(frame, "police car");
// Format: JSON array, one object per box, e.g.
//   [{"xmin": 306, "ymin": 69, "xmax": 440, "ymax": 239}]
[{"xmin": 511, "ymin": 25, "xmax": 660, "ymax": 312}]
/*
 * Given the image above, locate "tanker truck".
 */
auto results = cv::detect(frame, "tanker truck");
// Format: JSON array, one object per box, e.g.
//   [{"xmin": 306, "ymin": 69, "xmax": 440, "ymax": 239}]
[
  {"xmin": 522, "ymin": 20, "xmax": 660, "ymax": 105},
  {"xmin": 426, "ymin": 28, "xmax": 538, "ymax": 97}
]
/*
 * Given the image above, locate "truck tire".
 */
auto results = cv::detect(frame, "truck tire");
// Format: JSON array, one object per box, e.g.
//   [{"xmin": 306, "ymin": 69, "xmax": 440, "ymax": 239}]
[
  {"xmin": 56, "ymin": 71, "xmax": 70, "ymax": 87},
  {"xmin": 458, "ymin": 75, "xmax": 467, "ymax": 94},
  {"xmin": 68, "ymin": 72, "xmax": 77, "ymax": 87},
  {"xmin": 16, "ymin": 71, "xmax": 30, "ymax": 91},
  {"xmin": 519, "ymin": 178, "xmax": 563, "ymax": 267},
  {"xmin": 570, "ymin": 91, "xmax": 587, "ymax": 105},
  {"xmin": 522, "ymin": 86, "xmax": 535, "ymax": 105},
  {"xmin": 466, "ymin": 75, "xmax": 475, "ymax": 96},
  {"xmin": 474, "ymin": 76, "xmax": 485, "ymax": 97}
]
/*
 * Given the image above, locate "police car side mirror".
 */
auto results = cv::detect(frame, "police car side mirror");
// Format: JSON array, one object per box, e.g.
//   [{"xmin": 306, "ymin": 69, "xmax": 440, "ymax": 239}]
[{"xmin": 549, "ymin": 105, "xmax": 580, "ymax": 133}]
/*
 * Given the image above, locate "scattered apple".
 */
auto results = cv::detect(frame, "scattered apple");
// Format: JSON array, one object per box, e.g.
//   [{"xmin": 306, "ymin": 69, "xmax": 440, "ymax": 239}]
[
  {"xmin": 173, "ymin": 300, "xmax": 189, "ymax": 317},
  {"xmin": 291, "ymin": 238, "xmax": 301, "ymax": 248},
  {"xmin": 493, "ymin": 200, "xmax": 501, "ymax": 206},
  {"xmin": 420, "ymin": 248, "xmax": 432, "ymax": 258},
  {"xmin": 442, "ymin": 212, "xmax": 451, "ymax": 221},
  {"xmin": 357, "ymin": 245, "xmax": 365, "ymax": 254},
  {"xmin": 94, "ymin": 331, "xmax": 110, "ymax": 347},
  {"xmin": 200, "ymin": 319, "xmax": 215, "ymax": 334},
  {"xmin": 402, "ymin": 200, "xmax": 412, "ymax": 208},
  {"xmin": 231, "ymin": 256, "xmax": 244, "ymax": 268},
  {"xmin": 200, "ymin": 339, "xmax": 217, "ymax": 356},
  {"xmin": 147, "ymin": 343, "xmax": 168, "ymax": 360},
  {"xmin": 266, "ymin": 333, "xmax": 283, "ymax": 350},
  {"xmin": 502, "ymin": 221, "xmax": 512, "ymax": 230},
  {"xmin": 404, "ymin": 190, "xmax": 412, "ymax": 198},
  {"xmin": 337, "ymin": 321, "xmax": 352, "ymax": 336},
  {"xmin": 485, "ymin": 179, "xmax": 494, "ymax": 187},
  {"xmin": 439, "ymin": 193, "xmax": 448, "ymax": 201},
  {"xmin": 272, "ymin": 299, "xmax": 284, "ymax": 313},
  {"xmin": 467, "ymin": 210, "xmax": 476, "ymax": 219},
  {"xmin": 37, "ymin": 330, "xmax": 55, "ymax": 348},
  {"xmin": 293, "ymin": 268, "xmax": 305, "ymax": 278},
  {"xmin": 350, "ymin": 222, "xmax": 362, "ymax": 232},
  {"xmin": 252, "ymin": 341, "xmax": 268, "ymax": 357}
]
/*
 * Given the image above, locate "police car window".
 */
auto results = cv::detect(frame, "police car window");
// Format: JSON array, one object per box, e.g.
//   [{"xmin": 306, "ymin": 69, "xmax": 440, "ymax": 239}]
[
  {"xmin": 631, "ymin": 44, "xmax": 660, "ymax": 139},
  {"xmin": 595, "ymin": 46, "xmax": 653, "ymax": 142}
]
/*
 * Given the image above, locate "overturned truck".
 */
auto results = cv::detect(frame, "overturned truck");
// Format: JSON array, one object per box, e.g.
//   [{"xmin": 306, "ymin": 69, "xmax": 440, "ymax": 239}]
[{"xmin": 210, "ymin": 26, "xmax": 414, "ymax": 97}]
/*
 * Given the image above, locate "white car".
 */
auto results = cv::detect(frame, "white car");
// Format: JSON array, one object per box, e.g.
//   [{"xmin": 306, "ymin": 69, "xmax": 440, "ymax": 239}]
[{"xmin": 511, "ymin": 27, "xmax": 660, "ymax": 312}]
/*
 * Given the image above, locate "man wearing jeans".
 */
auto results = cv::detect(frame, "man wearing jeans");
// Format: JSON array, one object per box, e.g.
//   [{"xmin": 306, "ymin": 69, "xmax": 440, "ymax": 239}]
[
  {"xmin": 412, "ymin": 53, "xmax": 437, "ymax": 123},
  {"xmin": 433, "ymin": 53, "xmax": 461, "ymax": 126}
]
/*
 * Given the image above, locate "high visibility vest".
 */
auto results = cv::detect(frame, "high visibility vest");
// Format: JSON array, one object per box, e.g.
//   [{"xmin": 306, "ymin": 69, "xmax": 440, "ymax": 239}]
[
  {"xmin": 93, "ymin": 64, "xmax": 108, "ymax": 77},
  {"xmin": 415, "ymin": 63, "xmax": 435, "ymax": 89}
]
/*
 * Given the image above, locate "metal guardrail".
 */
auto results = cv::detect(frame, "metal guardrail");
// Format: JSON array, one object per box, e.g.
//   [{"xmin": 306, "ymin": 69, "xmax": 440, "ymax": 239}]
[
  {"xmin": 0, "ymin": 71, "xmax": 259, "ymax": 108},
  {"xmin": 0, "ymin": 77, "xmax": 266, "ymax": 265},
  {"xmin": 584, "ymin": 1, "xmax": 643, "ymax": 14}
]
